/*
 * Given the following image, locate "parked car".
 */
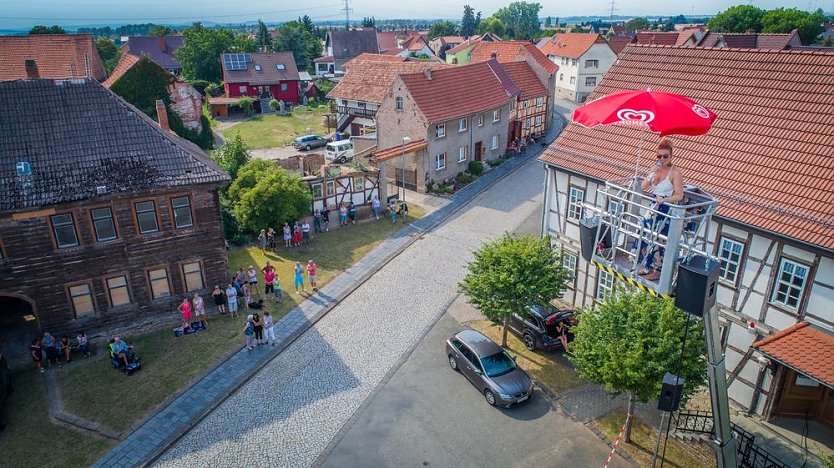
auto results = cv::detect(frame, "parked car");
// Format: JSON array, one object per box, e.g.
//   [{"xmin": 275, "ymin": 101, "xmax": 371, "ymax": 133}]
[
  {"xmin": 292, "ymin": 134, "xmax": 329, "ymax": 151},
  {"xmin": 507, "ymin": 306, "xmax": 575, "ymax": 351},
  {"xmin": 0, "ymin": 352, "xmax": 12, "ymax": 431},
  {"xmin": 445, "ymin": 329, "xmax": 533, "ymax": 407},
  {"xmin": 325, "ymin": 139, "xmax": 354, "ymax": 163}
]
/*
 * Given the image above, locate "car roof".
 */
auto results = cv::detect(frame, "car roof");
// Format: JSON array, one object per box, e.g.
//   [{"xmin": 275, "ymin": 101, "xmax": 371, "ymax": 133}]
[{"xmin": 454, "ymin": 329, "xmax": 503, "ymax": 356}]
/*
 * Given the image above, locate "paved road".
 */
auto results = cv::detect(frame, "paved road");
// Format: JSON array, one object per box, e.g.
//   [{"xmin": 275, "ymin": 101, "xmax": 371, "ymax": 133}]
[{"xmin": 319, "ymin": 311, "xmax": 626, "ymax": 468}]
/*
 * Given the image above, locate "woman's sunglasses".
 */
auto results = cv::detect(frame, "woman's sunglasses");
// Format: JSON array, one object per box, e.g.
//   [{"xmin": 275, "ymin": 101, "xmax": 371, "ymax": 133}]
[{"xmin": 656, "ymin": 154, "xmax": 670, "ymax": 159}]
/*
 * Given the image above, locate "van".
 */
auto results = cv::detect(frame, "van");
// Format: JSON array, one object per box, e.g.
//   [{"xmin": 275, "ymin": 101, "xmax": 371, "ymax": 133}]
[{"xmin": 325, "ymin": 139, "xmax": 354, "ymax": 164}]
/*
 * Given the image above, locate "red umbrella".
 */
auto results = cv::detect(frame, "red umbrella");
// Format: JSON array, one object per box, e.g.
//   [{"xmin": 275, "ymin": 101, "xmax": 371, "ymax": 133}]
[{"xmin": 572, "ymin": 89, "xmax": 717, "ymax": 137}]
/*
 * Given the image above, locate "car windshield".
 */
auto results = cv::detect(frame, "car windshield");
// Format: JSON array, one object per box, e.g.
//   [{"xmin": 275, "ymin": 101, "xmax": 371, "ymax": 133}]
[{"xmin": 481, "ymin": 351, "xmax": 516, "ymax": 377}]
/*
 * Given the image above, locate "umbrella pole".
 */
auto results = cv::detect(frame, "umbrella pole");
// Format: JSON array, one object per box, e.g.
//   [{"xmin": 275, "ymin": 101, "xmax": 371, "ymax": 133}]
[{"xmin": 633, "ymin": 125, "xmax": 646, "ymax": 184}]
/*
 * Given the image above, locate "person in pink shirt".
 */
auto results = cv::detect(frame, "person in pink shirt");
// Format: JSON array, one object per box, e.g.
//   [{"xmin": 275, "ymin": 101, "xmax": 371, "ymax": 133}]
[
  {"xmin": 306, "ymin": 260, "xmax": 318, "ymax": 293},
  {"xmin": 178, "ymin": 297, "xmax": 192, "ymax": 329}
]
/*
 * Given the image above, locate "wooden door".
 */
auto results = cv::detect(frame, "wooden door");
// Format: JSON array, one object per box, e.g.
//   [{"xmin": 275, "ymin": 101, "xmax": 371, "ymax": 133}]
[
  {"xmin": 474, "ymin": 141, "xmax": 483, "ymax": 161},
  {"xmin": 774, "ymin": 369, "xmax": 824, "ymax": 418}
]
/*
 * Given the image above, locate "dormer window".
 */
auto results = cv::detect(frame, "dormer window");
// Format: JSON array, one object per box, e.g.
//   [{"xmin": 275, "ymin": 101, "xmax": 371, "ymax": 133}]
[
  {"xmin": 276, "ymin": 63, "xmax": 286, "ymax": 70},
  {"xmin": 255, "ymin": 64, "xmax": 262, "ymax": 71}
]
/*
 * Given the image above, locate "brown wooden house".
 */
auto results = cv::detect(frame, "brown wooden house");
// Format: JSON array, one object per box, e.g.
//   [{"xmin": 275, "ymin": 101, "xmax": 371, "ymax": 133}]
[{"xmin": 0, "ymin": 78, "xmax": 230, "ymax": 351}]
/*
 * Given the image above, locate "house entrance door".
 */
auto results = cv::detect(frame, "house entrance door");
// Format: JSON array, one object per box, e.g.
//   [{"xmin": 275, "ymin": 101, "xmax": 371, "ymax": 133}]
[{"xmin": 474, "ymin": 141, "xmax": 483, "ymax": 161}]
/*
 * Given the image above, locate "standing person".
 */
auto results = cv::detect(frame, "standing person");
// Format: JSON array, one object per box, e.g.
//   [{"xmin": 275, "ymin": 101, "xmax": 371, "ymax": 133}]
[
  {"xmin": 193, "ymin": 292, "xmax": 207, "ymax": 329},
  {"xmin": 41, "ymin": 332, "xmax": 58, "ymax": 369},
  {"xmin": 261, "ymin": 261, "xmax": 275, "ymax": 275},
  {"xmin": 283, "ymin": 222, "xmax": 292, "ymax": 248},
  {"xmin": 372, "ymin": 195, "xmax": 381, "ymax": 220},
  {"xmin": 243, "ymin": 315, "xmax": 255, "ymax": 350},
  {"xmin": 30, "ymin": 338, "xmax": 44, "ymax": 372},
  {"xmin": 339, "ymin": 204, "xmax": 348, "ymax": 227},
  {"xmin": 306, "ymin": 260, "xmax": 318, "ymax": 293},
  {"xmin": 293, "ymin": 222, "xmax": 302, "ymax": 246},
  {"xmin": 263, "ymin": 267, "xmax": 276, "ymax": 300},
  {"xmin": 321, "ymin": 206, "xmax": 331, "ymax": 232},
  {"xmin": 212, "ymin": 285, "xmax": 227, "ymax": 314},
  {"xmin": 242, "ymin": 284, "xmax": 252, "ymax": 310},
  {"xmin": 267, "ymin": 227, "xmax": 276, "ymax": 251},
  {"xmin": 263, "ymin": 311, "xmax": 275, "ymax": 346},
  {"xmin": 313, "ymin": 209, "xmax": 323, "ymax": 233},
  {"xmin": 247, "ymin": 265, "xmax": 260, "ymax": 296},
  {"xmin": 60, "ymin": 335, "xmax": 72, "ymax": 364},
  {"xmin": 236, "ymin": 267, "xmax": 247, "ymax": 287},
  {"xmin": 257, "ymin": 229, "xmax": 267, "ymax": 254},
  {"xmin": 399, "ymin": 201, "xmax": 409, "ymax": 223},
  {"xmin": 389, "ymin": 200, "xmax": 397, "ymax": 224},
  {"xmin": 226, "ymin": 283, "xmax": 239, "ymax": 317},
  {"xmin": 348, "ymin": 202, "xmax": 357, "ymax": 225},
  {"xmin": 252, "ymin": 313, "xmax": 264, "ymax": 345},
  {"xmin": 301, "ymin": 220, "xmax": 311, "ymax": 244},
  {"xmin": 273, "ymin": 273, "xmax": 284, "ymax": 304},
  {"xmin": 76, "ymin": 331, "xmax": 90, "ymax": 358},
  {"xmin": 294, "ymin": 262, "xmax": 306, "ymax": 294},
  {"xmin": 179, "ymin": 297, "xmax": 192, "ymax": 329}
]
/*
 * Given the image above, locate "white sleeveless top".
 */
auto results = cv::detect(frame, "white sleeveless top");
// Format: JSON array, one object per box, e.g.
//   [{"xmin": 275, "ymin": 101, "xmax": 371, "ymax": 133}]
[{"xmin": 652, "ymin": 171, "xmax": 674, "ymax": 197}]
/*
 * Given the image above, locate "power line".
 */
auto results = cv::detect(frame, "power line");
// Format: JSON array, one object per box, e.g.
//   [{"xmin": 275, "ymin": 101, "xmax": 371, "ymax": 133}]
[
  {"xmin": 0, "ymin": 5, "xmax": 340, "ymax": 22},
  {"xmin": 341, "ymin": 0, "xmax": 353, "ymax": 27}
]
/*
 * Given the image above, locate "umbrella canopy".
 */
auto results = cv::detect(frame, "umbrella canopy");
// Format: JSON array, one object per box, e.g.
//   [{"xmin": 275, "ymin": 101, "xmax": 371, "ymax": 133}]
[{"xmin": 572, "ymin": 89, "xmax": 717, "ymax": 137}]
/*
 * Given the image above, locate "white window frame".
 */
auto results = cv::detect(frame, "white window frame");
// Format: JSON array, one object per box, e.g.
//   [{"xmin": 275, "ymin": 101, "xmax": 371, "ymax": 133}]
[
  {"xmin": 510, "ymin": 100, "xmax": 516, "ymax": 111},
  {"xmin": 596, "ymin": 269, "xmax": 615, "ymax": 302},
  {"xmin": 585, "ymin": 59, "xmax": 599, "ymax": 68},
  {"xmin": 585, "ymin": 76, "xmax": 597, "ymax": 87},
  {"xmin": 171, "ymin": 196, "xmax": 194, "ymax": 229},
  {"xmin": 536, "ymin": 97, "xmax": 544, "ymax": 107},
  {"xmin": 492, "ymin": 109, "xmax": 500, "ymax": 122},
  {"xmin": 607, "ymin": 199, "xmax": 622, "ymax": 215},
  {"xmin": 571, "ymin": 59, "xmax": 577, "ymax": 66},
  {"xmin": 559, "ymin": 73, "xmax": 564, "ymax": 81},
  {"xmin": 135, "ymin": 201, "xmax": 159, "ymax": 234},
  {"xmin": 459, "ymin": 118, "xmax": 467, "ymax": 132},
  {"xmin": 312, "ymin": 183, "xmax": 323, "ymax": 199},
  {"xmin": 435, "ymin": 123, "xmax": 446, "ymax": 138},
  {"xmin": 562, "ymin": 252, "xmax": 577, "ymax": 285},
  {"xmin": 281, "ymin": 83, "xmax": 288, "ymax": 92},
  {"xmin": 535, "ymin": 115, "xmax": 542, "ymax": 126},
  {"xmin": 770, "ymin": 257, "xmax": 809, "ymax": 310},
  {"xmin": 91, "ymin": 207, "xmax": 117, "ymax": 242},
  {"xmin": 570, "ymin": 76, "xmax": 576, "ymax": 85},
  {"xmin": 458, "ymin": 146, "xmax": 467, "ymax": 162},
  {"xmin": 435, "ymin": 153, "xmax": 446, "ymax": 171},
  {"xmin": 477, "ymin": 113, "xmax": 484, "ymax": 126},
  {"xmin": 254, "ymin": 64, "xmax": 262, "ymax": 71},
  {"xmin": 239, "ymin": 85, "xmax": 247, "ymax": 94},
  {"xmin": 567, "ymin": 187, "xmax": 584, "ymax": 221},
  {"xmin": 51, "ymin": 213, "xmax": 79, "ymax": 248},
  {"xmin": 491, "ymin": 134, "xmax": 499, "ymax": 150},
  {"xmin": 395, "ymin": 97, "xmax": 403, "ymax": 110},
  {"xmin": 717, "ymin": 237, "xmax": 744, "ymax": 285}
]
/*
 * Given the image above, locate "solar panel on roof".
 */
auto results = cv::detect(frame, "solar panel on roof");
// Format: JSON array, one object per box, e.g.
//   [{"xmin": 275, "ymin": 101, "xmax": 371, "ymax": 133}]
[{"xmin": 223, "ymin": 54, "xmax": 251, "ymax": 71}]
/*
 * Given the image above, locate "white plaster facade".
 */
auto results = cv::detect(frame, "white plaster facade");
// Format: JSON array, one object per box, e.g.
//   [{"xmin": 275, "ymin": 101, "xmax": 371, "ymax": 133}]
[{"xmin": 548, "ymin": 43, "xmax": 616, "ymax": 103}]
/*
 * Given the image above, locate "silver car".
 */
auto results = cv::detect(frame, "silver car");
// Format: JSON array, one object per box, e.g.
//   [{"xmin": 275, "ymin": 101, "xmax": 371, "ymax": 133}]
[{"xmin": 445, "ymin": 329, "xmax": 533, "ymax": 407}]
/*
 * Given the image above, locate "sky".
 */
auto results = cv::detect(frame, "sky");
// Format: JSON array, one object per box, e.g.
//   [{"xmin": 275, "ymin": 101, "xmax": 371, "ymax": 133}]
[{"xmin": 0, "ymin": 0, "xmax": 828, "ymax": 29}]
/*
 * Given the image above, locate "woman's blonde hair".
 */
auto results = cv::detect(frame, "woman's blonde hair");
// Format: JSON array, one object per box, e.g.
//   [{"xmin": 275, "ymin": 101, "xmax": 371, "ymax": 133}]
[{"xmin": 657, "ymin": 139, "xmax": 673, "ymax": 155}]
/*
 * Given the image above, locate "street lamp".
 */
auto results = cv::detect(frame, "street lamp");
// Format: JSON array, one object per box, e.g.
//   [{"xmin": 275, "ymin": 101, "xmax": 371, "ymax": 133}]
[{"xmin": 401, "ymin": 136, "xmax": 411, "ymax": 202}]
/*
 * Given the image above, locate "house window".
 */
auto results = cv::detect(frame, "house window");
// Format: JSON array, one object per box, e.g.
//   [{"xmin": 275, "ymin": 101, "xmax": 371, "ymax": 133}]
[
  {"xmin": 567, "ymin": 187, "xmax": 584, "ymax": 221},
  {"xmin": 536, "ymin": 97, "xmax": 544, "ymax": 107},
  {"xmin": 771, "ymin": 258, "xmax": 808, "ymax": 309},
  {"xmin": 608, "ymin": 200, "xmax": 622, "ymax": 215},
  {"xmin": 585, "ymin": 59, "xmax": 599, "ymax": 68},
  {"xmin": 91, "ymin": 207, "xmax": 117, "ymax": 242},
  {"xmin": 51, "ymin": 213, "xmax": 79, "ymax": 248},
  {"xmin": 523, "ymin": 100, "xmax": 528, "ymax": 109},
  {"xmin": 239, "ymin": 85, "xmax": 247, "ymax": 94},
  {"xmin": 281, "ymin": 83, "xmax": 288, "ymax": 92},
  {"xmin": 571, "ymin": 59, "xmax": 577, "ymax": 66},
  {"xmin": 395, "ymin": 97, "xmax": 403, "ymax": 110},
  {"xmin": 510, "ymin": 100, "xmax": 516, "ymax": 111},
  {"xmin": 559, "ymin": 73, "xmax": 564, "ymax": 81},
  {"xmin": 435, "ymin": 123, "xmax": 446, "ymax": 138},
  {"xmin": 147, "ymin": 268, "xmax": 171, "ymax": 299},
  {"xmin": 535, "ymin": 115, "xmax": 542, "ymax": 126},
  {"xmin": 353, "ymin": 176, "xmax": 364, "ymax": 190},
  {"xmin": 135, "ymin": 201, "xmax": 159, "ymax": 234},
  {"xmin": 491, "ymin": 134, "xmax": 499, "ymax": 150},
  {"xmin": 171, "ymin": 196, "xmax": 194, "ymax": 228},
  {"xmin": 312, "ymin": 183, "xmax": 323, "ymax": 198},
  {"xmin": 435, "ymin": 153, "xmax": 446, "ymax": 170},
  {"xmin": 477, "ymin": 113, "xmax": 484, "ymax": 126},
  {"xmin": 326, "ymin": 180, "xmax": 335, "ymax": 196},
  {"xmin": 524, "ymin": 119, "xmax": 531, "ymax": 129},
  {"xmin": 561, "ymin": 57, "xmax": 567, "ymax": 65},
  {"xmin": 182, "ymin": 262, "xmax": 204, "ymax": 291},
  {"xmin": 570, "ymin": 76, "xmax": 576, "ymax": 85},
  {"xmin": 106, "ymin": 276, "xmax": 130, "ymax": 307},
  {"xmin": 254, "ymin": 64, "xmax": 262, "ymax": 71},
  {"xmin": 562, "ymin": 252, "xmax": 577, "ymax": 284},
  {"xmin": 68, "ymin": 283, "xmax": 95, "ymax": 318},
  {"xmin": 276, "ymin": 63, "xmax": 286, "ymax": 70},
  {"xmin": 459, "ymin": 118, "xmax": 467, "ymax": 132},
  {"xmin": 585, "ymin": 76, "xmax": 597, "ymax": 86},
  {"xmin": 493, "ymin": 109, "xmax": 500, "ymax": 122},
  {"xmin": 458, "ymin": 145, "xmax": 467, "ymax": 162},
  {"xmin": 596, "ymin": 269, "xmax": 615, "ymax": 301},
  {"xmin": 717, "ymin": 237, "xmax": 744, "ymax": 284}
]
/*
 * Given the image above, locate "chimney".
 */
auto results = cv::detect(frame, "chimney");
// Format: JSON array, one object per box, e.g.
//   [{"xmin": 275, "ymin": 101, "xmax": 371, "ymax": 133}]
[
  {"xmin": 490, "ymin": 52, "xmax": 497, "ymax": 59},
  {"xmin": 158, "ymin": 36, "xmax": 166, "ymax": 52},
  {"xmin": 423, "ymin": 69, "xmax": 432, "ymax": 80},
  {"xmin": 25, "ymin": 59, "xmax": 39, "ymax": 78},
  {"xmin": 155, "ymin": 99, "xmax": 170, "ymax": 131}
]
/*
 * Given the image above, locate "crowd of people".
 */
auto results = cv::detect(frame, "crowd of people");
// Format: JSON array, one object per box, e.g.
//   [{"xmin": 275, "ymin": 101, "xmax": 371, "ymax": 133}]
[{"xmin": 30, "ymin": 331, "xmax": 90, "ymax": 373}]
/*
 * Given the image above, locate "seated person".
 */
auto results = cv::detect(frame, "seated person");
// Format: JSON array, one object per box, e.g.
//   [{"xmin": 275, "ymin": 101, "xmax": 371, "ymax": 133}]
[{"xmin": 111, "ymin": 336, "xmax": 134, "ymax": 368}]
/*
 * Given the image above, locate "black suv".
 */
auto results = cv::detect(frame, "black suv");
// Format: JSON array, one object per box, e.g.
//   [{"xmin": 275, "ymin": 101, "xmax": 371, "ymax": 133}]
[
  {"xmin": 0, "ymin": 352, "xmax": 12, "ymax": 431},
  {"xmin": 507, "ymin": 306, "xmax": 575, "ymax": 351}
]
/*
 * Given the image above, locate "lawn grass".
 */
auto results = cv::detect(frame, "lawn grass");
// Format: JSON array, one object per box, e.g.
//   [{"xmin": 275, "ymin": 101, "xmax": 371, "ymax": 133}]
[
  {"xmin": 53, "ymin": 208, "xmax": 424, "ymax": 435},
  {"xmin": 467, "ymin": 320, "xmax": 585, "ymax": 393},
  {"xmin": 595, "ymin": 409, "xmax": 715, "ymax": 468},
  {"xmin": 0, "ymin": 369, "xmax": 114, "ymax": 467},
  {"xmin": 220, "ymin": 106, "xmax": 330, "ymax": 148}
]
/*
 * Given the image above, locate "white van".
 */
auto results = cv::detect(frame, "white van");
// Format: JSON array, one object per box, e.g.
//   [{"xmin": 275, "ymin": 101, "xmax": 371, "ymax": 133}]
[{"xmin": 325, "ymin": 139, "xmax": 354, "ymax": 164}]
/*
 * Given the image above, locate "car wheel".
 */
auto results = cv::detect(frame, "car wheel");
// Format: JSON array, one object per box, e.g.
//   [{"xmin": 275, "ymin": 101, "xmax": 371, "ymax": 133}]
[
  {"xmin": 305, "ymin": 145, "xmax": 311, "ymax": 151},
  {"xmin": 339, "ymin": 156, "xmax": 347, "ymax": 164},
  {"xmin": 484, "ymin": 389, "xmax": 497, "ymax": 406},
  {"xmin": 523, "ymin": 332, "xmax": 536, "ymax": 351},
  {"xmin": 448, "ymin": 355, "xmax": 458, "ymax": 371}
]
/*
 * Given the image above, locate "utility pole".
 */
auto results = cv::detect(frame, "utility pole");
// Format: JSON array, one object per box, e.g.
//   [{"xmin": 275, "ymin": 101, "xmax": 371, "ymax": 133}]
[{"xmin": 342, "ymin": 0, "xmax": 353, "ymax": 29}]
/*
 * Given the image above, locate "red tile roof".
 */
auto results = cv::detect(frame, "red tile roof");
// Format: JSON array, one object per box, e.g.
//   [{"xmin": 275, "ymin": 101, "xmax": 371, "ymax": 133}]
[
  {"xmin": 440, "ymin": 36, "xmax": 465, "ymax": 44},
  {"xmin": 102, "ymin": 53, "xmax": 140, "ymax": 88},
  {"xmin": 470, "ymin": 40, "xmax": 558, "ymax": 74},
  {"xmin": 343, "ymin": 53, "xmax": 406, "ymax": 67},
  {"xmin": 753, "ymin": 322, "xmax": 834, "ymax": 388},
  {"xmin": 313, "ymin": 56, "xmax": 335, "ymax": 63},
  {"xmin": 0, "ymin": 34, "xmax": 106, "ymax": 81},
  {"xmin": 328, "ymin": 61, "xmax": 451, "ymax": 104},
  {"xmin": 221, "ymin": 52, "xmax": 299, "ymax": 85},
  {"xmin": 374, "ymin": 139, "xmax": 428, "ymax": 162},
  {"xmin": 376, "ymin": 31, "xmax": 400, "ymax": 52},
  {"xmin": 635, "ymin": 31, "xmax": 680, "ymax": 46},
  {"xmin": 537, "ymin": 33, "xmax": 610, "ymax": 59},
  {"xmin": 539, "ymin": 45, "xmax": 834, "ymax": 251},
  {"xmin": 402, "ymin": 34, "xmax": 429, "ymax": 51},
  {"xmin": 500, "ymin": 61, "xmax": 547, "ymax": 98},
  {"xmin": 607, "ymin": 37, "xmax": 634, "ymax": 55},
  {"xmin": 400, "ymin": 59, "xmax": 518, "ymax": 123},
  {"xmin": 447, "ymin": 37, "xmax": 480, "ymax": 55}
]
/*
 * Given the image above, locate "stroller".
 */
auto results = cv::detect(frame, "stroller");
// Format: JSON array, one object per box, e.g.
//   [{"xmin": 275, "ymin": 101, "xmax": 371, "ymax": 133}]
[{"xmin": 108, "ymin": 339, "xmax": 141, "ymax": 375}]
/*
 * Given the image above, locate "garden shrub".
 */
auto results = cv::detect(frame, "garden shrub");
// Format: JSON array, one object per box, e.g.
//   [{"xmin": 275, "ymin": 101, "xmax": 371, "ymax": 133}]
[{"xmin": 468, "ymin": 160, "xmax": 484, "ymax": 176}]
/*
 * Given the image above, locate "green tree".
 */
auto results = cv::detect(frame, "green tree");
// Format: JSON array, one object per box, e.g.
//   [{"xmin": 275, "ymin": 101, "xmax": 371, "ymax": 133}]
[
  {"xmin": 476, "ymin": 17, "xmax": 506, "ymax": 38},
  {"xmin": 428, "ymin": 20, "xmax": 458, "ymax": 40},
  {"xmin": 273, "ymin": 21, "xmax": 322, "ymax": 71},
  {"xmin": 176, "ymin": 23, "xmax": 236, "ymax": 82},
  {"xmin": 708, "ymin": 5, "xmax": 765, "ymax": 32},
  {"xmin": 255, "ymin": 19, "xmax": 272, "ymax": 49},
  {"xmin": 493, "ymin": 1, "xmax": 542, "ymax": 39},
  {"xmin": 96, "ymin": 37, "xmax": 122, "ymax": 75},
  {"xmin": 29, "ymin": 25, "xmax": 67, "ymax": 34},
  {"xmin": 544, "ymin": 16, "xmax": 552, "ymax": 28},
  {"xmin": 299, "ymin": 15, "xmax": 316, "ymax": 34},
  {"xmin": 475, "ymin": 11, "xmax": 482, "ymax": 31},
  {"xmin": 213, "ymin": 133, "xmax": 251, "ymax": 181},
  {"xmin": 149, "ymin": 25, "xmax": 174, "ymax": 36},
  {"xmin": 361, "ymin": 17, "xmax": 376, "ymax": 28},
  {"xmin": 459, "ymin": 234, "xmax": 569, "ymax": 347},
  {"xmin": 761, "ymin": 8, "xmax": 825, "ymax": 44},
  {"xmin": 569, "ymin": 287, "xmax": 706, "ymax": 442},
  {"xmin": 461, "ymin": 5, "xmax": 477, "ymax": 37},
  {"xmin": 625, "ymin": 17, "xmax": 650, "ymax": 31},
  {"xmin": 227, "ymin": 159, "xmax": 313, "ymax": 233}
]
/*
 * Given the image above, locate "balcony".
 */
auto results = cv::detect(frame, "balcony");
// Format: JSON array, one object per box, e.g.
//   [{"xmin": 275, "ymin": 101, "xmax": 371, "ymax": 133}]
[{"xmin": 335, "ymin": 105, "xmax": 376, "ymax": 119}]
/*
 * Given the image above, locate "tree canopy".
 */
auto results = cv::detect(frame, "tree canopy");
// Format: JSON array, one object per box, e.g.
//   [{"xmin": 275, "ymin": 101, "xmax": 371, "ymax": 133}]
[
  {"xmin": 272, "ymin": 21, "xmax": 322, "ymax": 71},
  {"xmin": 459, "ymin": 234, "xmax": 569, "ymax": 347},
  {"xmin": 299, "ymin": 15, "xmax": 316, "ymax": 34},
  {"xmin": 428, "ymin": 20, "xmax": 458, "ymax": 40},
  {"xmin": 707, "ymin": 5, "xmax": 765, "ymax": 33},
  {"xmin": 175, "ymin": 23, "xmax": 254, "ymax": 82},
  {"xmin": 149, "ymin": 25, "xmax": 174, "ymax": 36},
  {"xmin": 492, "ymin": 1, "xmax": 542, "ymax": 39},
  {"xmin": 461, "ymin": 5, "xmax": 478, "ymax": 37},
  {"xmin": 625, "ymin": 17, "xmax": 650, "ymax": 32},
  {"xmin": 255, "ymin": 20, "xmax": 271, "ymax": 49},
  {"xmin": 213, "ymin": 133, "xmax": 251, "ymax": 181},
  {"xmin": 95, "ymin": 38, "xmax": 122, "ymax": 75},
  {"xmin": 761, "ymin": 8, "xmax": 825, "ymax": 44},
  {"xmin": 476, "ymin": 17, "xmax": 506, "ymax": 38},
  {"xmin": 29, "ymin": 25, "xmax": 67, "ymax": 34},
  {"xmin": 227, "ymin": 159, "xmax": 313, "ymax": 233},
  {"xmin": 362, "ymin": 17, "xmax": 376, "ymax": 28},
  {"xmin": 569, "ymin": 287, "xmax": 706, "ymax": 442}
]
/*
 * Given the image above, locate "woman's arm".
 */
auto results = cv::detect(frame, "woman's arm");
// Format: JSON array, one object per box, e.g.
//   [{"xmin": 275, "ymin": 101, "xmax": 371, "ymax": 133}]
[{"xmin": 663, "ymin": 169, "xmax": 684, "ymax": 203}]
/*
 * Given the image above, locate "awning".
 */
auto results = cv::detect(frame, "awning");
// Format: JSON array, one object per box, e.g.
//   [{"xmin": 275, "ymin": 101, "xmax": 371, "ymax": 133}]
[
  {"xmin": 753, "ymin": 322, "xmax": 834, "ymax": 389},
  {"xmin": 373, "ymin": 139, "xmax": 428, "ymax": 162}
]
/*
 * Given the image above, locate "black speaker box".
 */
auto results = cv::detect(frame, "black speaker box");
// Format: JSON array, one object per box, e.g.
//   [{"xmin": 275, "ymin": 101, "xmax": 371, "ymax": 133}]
[
  {"xmin": 675, "ymin": 254, "xmax": 719, "ymax": 318},
  {"xmin": 658, "ymin": 372, "xmax": 685, "ymax": 412},
  {"xmin": 579, "ymin": 217, "xmax": 611, "ymax": 262}
]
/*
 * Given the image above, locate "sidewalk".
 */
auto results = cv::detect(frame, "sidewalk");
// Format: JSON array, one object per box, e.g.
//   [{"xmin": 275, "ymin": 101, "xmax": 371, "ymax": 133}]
[{"xmin": 94, "ymin": 126, "xmax": 558, "ymax": 467}]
